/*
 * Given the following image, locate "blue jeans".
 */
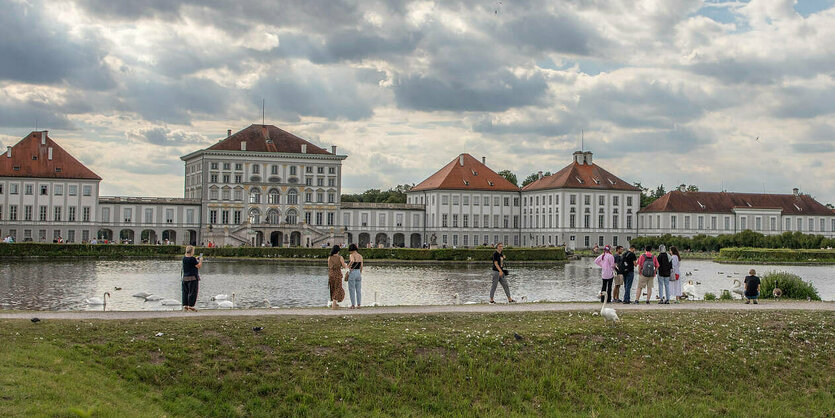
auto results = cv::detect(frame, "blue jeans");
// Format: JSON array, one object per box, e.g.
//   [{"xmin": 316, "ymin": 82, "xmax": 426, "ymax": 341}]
[
  {"xmin": 348, "ymin": 269, "xmax": 362, "ymax": 306},
  {"xmin": 622, "ymin": 271, "xmax": 634, "ymax": 303},
  {"xmin": 657, "ymin": 276, "xmax": 671, "ymax": 301}
]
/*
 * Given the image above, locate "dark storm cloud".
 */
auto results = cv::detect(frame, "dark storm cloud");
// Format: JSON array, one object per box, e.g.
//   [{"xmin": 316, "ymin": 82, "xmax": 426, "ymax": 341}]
[
  {"xmin": 127, "ymin": 126, "xmax": 209, "ymax": 147},
  {"xmin": 394, "ymin": 71, "xmax": 548, "ymax": 112},
  {"xmin": 771, "ymin": 85, "xmax": 835, "ymax": 119},
  {"xmin": 122, "ymin": 78, "xmax": 232, "ymax": 124},
  {"xmin": 0, "ymin": 97, "xmax": 76, "ymax": 130},
  {"xmin": 316, "ymin": 29, "xmax": 424, "ymax": 63},
  {"xmin": 503, "ymin": 13, "xmax": 602, "ymax": 55},
  {"xmin": 0, "ymin": 1, "xmax": 113, "ymax": 89},
  {"xmin": 470, "ymin": 113, "xmax": 582, "ymax": 137}
]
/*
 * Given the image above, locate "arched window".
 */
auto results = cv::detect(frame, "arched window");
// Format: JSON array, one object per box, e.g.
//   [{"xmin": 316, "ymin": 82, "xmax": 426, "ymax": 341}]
[
  {"xmin": 286, "ymin": 209, "xmax": 298, "ymax": 224},
  {"xmin": 249, "ymin": 208, "xmax": 261, "ymax": 224},
  {"xmin": 287, "ymin": 189, "xmax": 298, "ymax": 205},
  {"xmin": 250, "ymin": 189, "xmax": 261, "ymax": 204},
  {"xmin": 268, "ymin": 188, "xmax": 280, "ymax": 205},
  {"xmin": 267, "ymin": 209, "xmax": 280, "ymax": 225}
]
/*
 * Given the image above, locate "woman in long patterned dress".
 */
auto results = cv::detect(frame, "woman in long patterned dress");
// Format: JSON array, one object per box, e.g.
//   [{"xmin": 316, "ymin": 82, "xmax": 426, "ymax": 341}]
[{"xmin": 327, "ymin": 245, "xmax": 347, "ymax": 309}]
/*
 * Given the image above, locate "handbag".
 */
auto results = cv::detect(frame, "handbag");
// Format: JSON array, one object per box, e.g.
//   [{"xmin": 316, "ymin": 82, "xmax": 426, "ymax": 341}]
[
  {"xmin": 344, "ymin": 269, "xmax": 351, "ymax": 281},
  {"xmin": 502, "ymin": 268, "xmax": 509, "ymax": 276}
]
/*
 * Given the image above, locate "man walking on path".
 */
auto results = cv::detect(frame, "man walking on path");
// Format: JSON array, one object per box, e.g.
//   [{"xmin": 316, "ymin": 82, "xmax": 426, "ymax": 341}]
[
  {"xmin": 635, "ymin": 246, "xmax": 659, "ymax": 304},
  {"xmin": 620, "ymin": 245, "xmax": 637, "ymax": 304},
  {"xmin": 490, "ymin": 243, "xmax": 515, "ymax": 304},
  {"xmin": 594, "ymin": 245, "xmax": 616, "ymax": 303}
]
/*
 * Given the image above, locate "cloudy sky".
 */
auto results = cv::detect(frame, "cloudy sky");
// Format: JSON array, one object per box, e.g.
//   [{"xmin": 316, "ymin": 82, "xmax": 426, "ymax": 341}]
[{"xmin": 1, "ymin": 0, "xmax": 834, "ymax": 203}]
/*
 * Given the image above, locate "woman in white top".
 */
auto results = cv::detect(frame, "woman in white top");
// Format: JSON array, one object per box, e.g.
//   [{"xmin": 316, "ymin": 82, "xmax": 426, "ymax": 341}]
[{"xmin": 669, "ymin": 246, "xmax": 682, "ymax": 302}]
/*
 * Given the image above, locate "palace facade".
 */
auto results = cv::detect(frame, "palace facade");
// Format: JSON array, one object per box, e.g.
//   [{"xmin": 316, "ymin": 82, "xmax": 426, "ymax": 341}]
[{"xmin": 2, "ymin": 126, "xmax": 833, "ymax": 248}]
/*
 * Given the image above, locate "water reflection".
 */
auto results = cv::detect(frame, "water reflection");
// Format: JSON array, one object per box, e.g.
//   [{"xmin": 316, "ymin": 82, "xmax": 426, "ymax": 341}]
[{"xmin": 0, "ymin": 258, "xmax": 832, "ymax": 311}]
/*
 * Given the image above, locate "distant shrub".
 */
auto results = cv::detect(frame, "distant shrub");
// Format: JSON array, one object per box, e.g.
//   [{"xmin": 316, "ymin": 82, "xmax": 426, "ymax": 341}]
[
  {"xmin": 720, "ymin": 290, "xmax": 733, "ymax": 300},
  {"xmin": 718, "ymin": 248, "xmax": 835, "ymax": 263},
  {"xmin": 631, "ymin": 231, "xmax": 835, "ymax": 252},
  {"xmin": 703, "ymin": 292, "xmax": 717, "ymax": 301},
  {"xmin": 760, "ymin": 272, "xmax": 821, "ymax": 301}
]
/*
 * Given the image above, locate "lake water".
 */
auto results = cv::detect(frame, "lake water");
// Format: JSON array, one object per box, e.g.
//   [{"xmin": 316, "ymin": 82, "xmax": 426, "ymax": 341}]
[{"xmin": 0, "ymin": 258, "xmax": 832, "ymax": 311}]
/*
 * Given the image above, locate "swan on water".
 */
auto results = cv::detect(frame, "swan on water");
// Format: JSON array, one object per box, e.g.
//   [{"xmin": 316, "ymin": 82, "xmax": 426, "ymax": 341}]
[
  {"xmin": 86, "ymin": 292, "xmax": 111, "ymax": 306},
  {"xmin": 132, "ymin": 292, "xmax": 152, "ymax": 298},
  {"xmin": 452, "ymin": 293, "xmax": 460, "ymax": 305},
  {"xmin": 160, "ymin": 299, "xmax": 181, "ymax": 306},
  {"xmin": 143, "ymin": 295, "xmax": 163, "ymax": 302},
  {"xmin": 210, "ymin": 294, "xmax": 229, "ymax": 301},
  {"xmin": 731, "ymin": 279, "xmax": 745, "ymax": 298},
  {"xmin": 217, "ymin": 293, "xmax": 235, "ymax": 309},
  {"xmin": 683, "ymin": 281, "xmax": 697, "ymax": 300},
  {"xmin": 600, "ymin": 292, "xmax": 619, "ymax": 325}
]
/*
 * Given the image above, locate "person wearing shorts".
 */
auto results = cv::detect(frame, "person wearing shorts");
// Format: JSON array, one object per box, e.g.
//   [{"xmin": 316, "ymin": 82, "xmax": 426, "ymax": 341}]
[{"xmin": 635, "ymin": 246, "xmax": 659, "ymax": 304}]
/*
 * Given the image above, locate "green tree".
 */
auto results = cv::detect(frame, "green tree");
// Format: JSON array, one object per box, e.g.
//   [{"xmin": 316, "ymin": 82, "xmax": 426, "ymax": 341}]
[
  {"xmin": 521, "ymin": 171, "xmax": 552, "ymax": 187},
  {"xmin": 497, "ymin": 170, "xmax": 518, "ymax": 187},
  {"xmin": 686, "ymin": 185, "xmax": 700, "ymax": 192},
  {"xmin": 341, "ymin": 184, "xmax": 413, "ymax": 204}
]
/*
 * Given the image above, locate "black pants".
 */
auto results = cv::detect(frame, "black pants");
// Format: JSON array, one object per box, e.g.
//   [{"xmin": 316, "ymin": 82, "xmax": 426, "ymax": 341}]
[
  {"xmin": 182, "ymin": 280, "xmax": 199, "ymax": 307},
  {"xmin": 600, "ymin": 278, "xmax": 613, "ymax": 303}
]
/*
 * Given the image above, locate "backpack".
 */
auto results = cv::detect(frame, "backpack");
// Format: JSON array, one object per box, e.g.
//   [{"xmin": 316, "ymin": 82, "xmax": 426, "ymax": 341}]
[
  {"xmin": 619, "ymin": 252, "xmax": 632, "ymax": 272},
  {"xmin": 641, "ymin": 255, "xmax": 656, "ymax": 277}
]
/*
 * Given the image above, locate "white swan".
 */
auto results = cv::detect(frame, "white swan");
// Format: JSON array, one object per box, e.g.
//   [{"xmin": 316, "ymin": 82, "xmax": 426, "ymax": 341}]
[
  {"xmin": 86, "ymin": 292, "xmax": 111, "ymax": 306},
  {"xmin": 132, "ymin": 292, "xmax": 152, "ymax": 298},
  {"xmin": 452, "ymin": 293, "xmax": 460, "ymax": 305},
  {"xmin": 731, "ymin": 279, "xmax": 745, "ymax": 298},
  {"xmin": 143, "ymin": 295, "xmax": 163, "ymax": 302},
  {"xmin": 261, "ymin": 298, "xmax": 272, "ymax": 308},
  {"xmin": 683, "ymin": 280, "xmax": 697, "ymax": 300},
  {"xmin": 600, "ymin": 292, "xmax": 619, "ymax": 325},
  {"xmin": 217, "ymin": 293, "xmax": 235, "ymax": 309},
  {"xmin": 210, "ymin": 294, "xmax": 229, "ymax": 301},
  {"xmin": 160, "ymin": 299, "xmax": 181, "ymax": 306}
]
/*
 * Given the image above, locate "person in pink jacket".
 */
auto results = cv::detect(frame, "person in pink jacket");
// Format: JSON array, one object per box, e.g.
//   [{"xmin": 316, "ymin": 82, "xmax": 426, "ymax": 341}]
[{"xmin": 594, "ymin": 245, "xmax": 616, "ymax": 303}]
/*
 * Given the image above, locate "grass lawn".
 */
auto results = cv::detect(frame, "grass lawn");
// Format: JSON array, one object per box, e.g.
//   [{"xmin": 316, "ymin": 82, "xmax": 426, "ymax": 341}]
[{"xmin": 2, "ymin": 310, "xmax": 833, "ymax": 417}]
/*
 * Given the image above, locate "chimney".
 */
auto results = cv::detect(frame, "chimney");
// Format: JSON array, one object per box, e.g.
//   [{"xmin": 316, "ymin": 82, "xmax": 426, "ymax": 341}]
[
  {"xmin": 301, "ymin": 144, "xmax": 307, "ymax": 154},
  {"xmin": 240, "ymin": 141, "xmax": 246, "ymax": 151},
  {"xmin": 6, "ymin": 146, "xmax": 11, "ymax": 158},
  {"xmin": 679, "ymin": 184, "xmax": 686, "ymax": 192},
  {"xmin": 538, "ymin": 171, "xmax": 543, "ymax": 180},
  {"xmin": 331, "ymin": 145, "xmax": 337, "ymax": 154},
  {"xmin": 583, "ymin": 151, "xmax": 593, "ymax": 165},
  {"xmin": 573, "ymin": 151, "xmax": 583, "ymax": 164},
  {"xmin": 459, "ymin": 155, "xmax": 465, "ymax": 166},
  {"xmin": 793, "ymin": 187, "xmax": 799, "ymax": 196},
  {"xmin": 482, "ymin": 156, "xmax": 486, "ymax": 165},
  {"xmin": 227, "ymin": 129, "xmax": 232, "ymax": 137},
  {"xmin": 48, "ymin": 147, "xmax": 53, "ymax": 160},
  {"xmin": 41, "ymin": 131, "xmax": 48, "ymax": 145}
]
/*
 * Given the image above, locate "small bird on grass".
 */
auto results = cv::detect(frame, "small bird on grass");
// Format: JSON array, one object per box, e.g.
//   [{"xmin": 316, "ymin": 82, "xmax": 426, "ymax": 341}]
[
  {"xmin": 31, "ymin": 318, "xmax": 40, "ymax": 323},
  {"xmin": 252, "ymin": 327, "xmax": 264, "ymax": 332},
  {"xmin": 513, "ymin": 332, "xmax": 523, "ymax": 341}
]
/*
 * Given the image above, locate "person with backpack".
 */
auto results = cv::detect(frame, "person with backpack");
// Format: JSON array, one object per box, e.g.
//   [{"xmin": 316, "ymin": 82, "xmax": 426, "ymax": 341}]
[
  {"xmin": 594, "ymin": 245, "xmax": 616, "ymax": 303},
  {"xmin": 656, "ymin": 245, "xmax": 673, "ymax": 304},
  {"xmin": 635, "ymin": 245, "xmax": 659, "ymax": 304},
  {"xmin": 620, "ymin": 245, "xmax": 638, "ymax": 304}
]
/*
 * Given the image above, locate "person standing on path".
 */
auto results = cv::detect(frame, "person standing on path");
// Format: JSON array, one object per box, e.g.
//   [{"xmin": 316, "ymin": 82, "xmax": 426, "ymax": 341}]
[
  {"xmin": 620, "ymin": 245, "xmax": 637, "ymax": 304},
  {"xmin": 613, "ymin": 246, "xmax": 625, "ymax": 303},
  {"xmin": 346, "ymin": 244, "xmax": 364, "ymax": 309},
  {"xmin": 490, "ymin": 243, "xmax": 515, "ymax": 303},
  {"xmin": 181, "ymin": 245, "xmax": 202, "ymax": 311},
  {"xmin": 635, "ymin": 246, "xmax": 659, "ymax": 304},
  {"xmin": 656, "ymin": 245, "xmax": 673, "ymax": 304},
  {"xmin": 327, "ymin": 245, "xmax": 347, "ymax": 310},
  {"xmin": 669, "ymin": 246, "xmax": 682, "ymax": 302},
  {"xmin": 594, "ymin": 245, "xmax": 616, "ymax": 303}
]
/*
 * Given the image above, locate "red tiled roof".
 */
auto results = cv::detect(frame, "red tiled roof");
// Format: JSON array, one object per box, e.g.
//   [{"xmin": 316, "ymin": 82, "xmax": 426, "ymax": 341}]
[
  {"xmin": 411, "ymin": 154, "xmax": 520, "ymax": 192},
  {"xmin": 207, "ymin": 124, "xmax": 332, "ymax": 154},
  {"xmin": 522, "ymin": 159, "xmax": 640, "ymax": 192},
  {"xmin": 639, "ymin": 191, "xmax": 833, "ymax": 216},
  {"xmin": 0, "ymin": 131, "xmax": 101, "ymax": 180}
]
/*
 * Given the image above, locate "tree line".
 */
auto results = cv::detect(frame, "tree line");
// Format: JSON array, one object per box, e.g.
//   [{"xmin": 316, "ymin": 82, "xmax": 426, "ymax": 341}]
[{"xmin": 630, "ymin": 230, "xmax": 835, "ymax": 252}]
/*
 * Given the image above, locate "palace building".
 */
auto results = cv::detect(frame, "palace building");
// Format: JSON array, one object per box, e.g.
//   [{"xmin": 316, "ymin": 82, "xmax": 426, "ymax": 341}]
[{"xmin": 2, "ymin": 125, "xmax": 833, "ymax": 247}]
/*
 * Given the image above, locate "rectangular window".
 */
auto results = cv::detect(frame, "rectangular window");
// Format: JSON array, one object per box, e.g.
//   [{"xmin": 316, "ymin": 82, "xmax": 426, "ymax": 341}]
[
  {"xmin": 786, "ymin": 217, "xmax": 791, "ymax": 231},
  {"xmin": 413, "ymin": 214, "xmax": 420, "ymax": 227},
  {"xmin": 24, "ymin": 205, "xmax": 33, "ymax": 221},
  {"xmin": 570, "ymin": 194, "xmax": 576, "ymax": 205},
  {"xmin": 317, "ymin": 178, "xmax": 324, "ymax": 187},
  {"xmin": 222, "ymin": 174, "xmax": 230, "ymax": 184},
  {"xmin": 40, "ymin": 185, "xmax": 48, "ymax": 195},
  {"xmin": 584, "ymin": 195, "xmax": 590, "ymax": 205},
  {"xmin": 165, "ymin": 209, "xmax": 174, "ymax": 223},
  {"xmin": 599, "ymin": 195, "xmax": 605, "ymax": 205},
  {"xmin": 329, "ymin": 167, "xmax": 336, "ymax": 174},
  {"xmin": 344, "ymin": 213, "xmax": 351, "ymax": 227},
  {"xmin": 305, "ymin": 178, "xmax": 312, "ymax": 186},
  {"xmin": 67, "ymin": 230, "xmax": 75, "ymax": 243},
  {"xmin": 711, "ymin": 216, "xmax": 717, "ymax": 230},
  {"xmin": 503, "ymin": 215, "xmax": 509, "ymax": 229},
  {"xmin": 211, "ymin": 162, "xmax": 218, "ymax": 170},
  {"xmin": 451, "ymin": 195, "xmax": 459, "ymax": 205},
  {"xmin": 442, "ymin": 195, "xmax": 449, "ymax": 205},
  {"xmin": 808, "ymin": 217, "xmax": 813, "ymax": 231},
  {"xmin": 235, "ymin": 175, "xmax": 242, "ymax": 184},
  {"xmin": 0, "ymin": 184, "xmax": 3, "ymax": 194},
  {"xmin": 235, "ymin": 163, "xmax": 243, "ymax": 171},
  {"xmin": 144, "ymin": 208, "xmax": 153, "ymax": 223},
  {"xmin": 442, "ymin": 234, "xmax": 448, "ymax": 244},
  {"xmin": 820, "ymin": 218, "xmax": 825, "ymax": 232},
  {"xmin": 306, "ymin": 166, "xmax": 313, "ymax": 174},
  {"xmin": 513, "ymin": 215, "xmax": 519, "ymax": 229},
  {"xmin": 124, "ymin": 208, "xmax": 132, "ymax": 223},
  {"xmin": 328, "ymin": 178, "xmax": 335, "ymax": 187},
  {"xmin": 25, "ymin": 184, "xmax": 33, "ymax": 195},
  {"xmin": 584, "ymin": 236, "xmax": 590, "ymax": 247},
  {"xmin": 599, "ymin": 236, "xmax": 604, "ymax": 246},
  {"xmin": 671, "ymin": 215, "xmax": 677, "ymax": 229},
  {"xmin": 82, "ymin": 230, "xmax": 89, "ymax": 242},
  {"xmin": 82, "ymin": 207, "xmax": 90, "ymax": 222},
  {"xmin": 613, "ymin": 196, "xmax": 619, "ymax": 206},
  {"xmin": 473, "ymin": 215, "xmax": 479, "ymax": 228},
  {"xmin": 54, "ymin": 184, "xmax": 63, "ymax": 195},
  {"xmin": 771, "ymin": 217, "xmax": 776, "ymax": 231},
  {"xmin": 271, "ymin": 165, "xmax": 278, "ymax": 175},
  {"xmin": 39, "ymin": 206, "xmax": 47, "ymax": 221},
  {"xmin": 9, "ymin": 205, "xmax": 18, "ymax": 220},
  {"xmin": 327, "ymin": 212, "xmax": 334, "ymax": 226},
  {"xmin": 698, "ymin": 216, "xmax": 704, "ymax": 230},
  {"xmin": 328, "ymin": 193, "xmax": 335, "ymax": 203},
  {"xmin": 612, "ymin": 215, "xmax": 619, "ymax": 229},
  {"xmin": 483, "ymin": 197, "xmax": 489, "ymax": 206},
  {"xmin": 684, "ymin": 216, "xmax": 690, "ymax": 229},
  {"xmin": 494, "ymin": 215, "xmax": 500, "ymax": 228},
  {"xmin": 67, "ymin": 207, "xmax": 76, "ymax": 222},
  {"xmin": 453, "ymin": 235, "xmax": 458, "ymax": 247},
  {"xmin": 186, "ymin": 209, "xmax": 194, "ymax": 224},
  {"xmin": 316, "ymin": 192, "xmax": 324, "ymax": 203},
  {"xmin": 305, "ymin": 192, "xmax": 312, "ymax": 203},
  {"xmin": 234, "ymin": 189, "xmax": 243, "ymax": 201},
  {"xmin": 584, "ymin": 214, "xmax": 590, "ymax": 228},
  {"xmin": 494, "ymin": 197, "xmax": 500, "ymax": 206},
  {"xmin": 626, "ymin": 216, "xmax": 632, "ymax": 229},
  {"xmin": 290, "ymin": 166, "xmax": 297, "ymax": 176},
  {"xmin": 463, "ymin": 234, "xmax": 469, "ymax": 247},
  {"xmin": 210, "ymin": 174, "xmax": 218, "ymax": 183},
  {"xmin": 361, "ymin": 213, "xmax": 368, "ymax": 227},
  {"xmin": 442, "ymin": 214, "xmax": 448, "ymax": 228},
  {"xmin": 741, "ymin": 217, "xmax": 747, "ymax": 230},
  {"xmin": 10, "ymin": 184, "xmax": 18, "ymax": 194},
  {"xmin": 452, "ymin": 214, "xmax": 459, "ymax": 228},
  {"xmin": 397, "ymin": 213, "xmax": 404, "ymax": 227},
  {"xmin": 67, "ymin": 185, "xmax": 76, "ymax": 196},
  {"xmin": 503, "ymin": 197, "xmax": 509, "ymax": 207},
  {"xmin": 570, "ymin": 214, "xmax": 576, "ymax": 228},
  {"xmin": 483, "ymin": 214, "xmax": 489, "ymax": 228},
  {"xmin": 798, "ymin": 218, "xmax": 803, "ymax": 231},
  {"xmin": 463, "ymin": 196, "xmax": 469, "ymax": 206},
  {"xmin": 755, "ymin": 217, "xmax": 762, "ymax": 230},
  {"xmin": 83, "ymin": 185, "xmax": 92, "ymax": 196},
  {"xmin": 598, "ymin": 215, "xmax": 604, "ymax": 229},
  {"xmin": 253, "ymin": 164, "xmax": 260, "ymax": 174},
  {"xmin": 514, "ymin": 197, "xmax": 519, "ymax": 207},
  {"xmin": 222, "ymin": 188, "xmax": 230, "ymax": 200},
  {"xmin": 626, "ymin": 196, "xmax": 633, "ymax": 206},
  {"xmin": 209, "ymin": 210, "xmax": 217, "ymax": 224},
  {"xmin": 222, "ymin": 210, "xmax": 229, "ymax": 224}
]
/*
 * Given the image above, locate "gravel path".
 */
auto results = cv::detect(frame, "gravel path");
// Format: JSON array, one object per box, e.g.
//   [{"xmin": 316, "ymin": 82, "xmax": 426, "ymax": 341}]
[{"xmin": 1, "ymin": 301, "xmax": 832, "ymax": 320}]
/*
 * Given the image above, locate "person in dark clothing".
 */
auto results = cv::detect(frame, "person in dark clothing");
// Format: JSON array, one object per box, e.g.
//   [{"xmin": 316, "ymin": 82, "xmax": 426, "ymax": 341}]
[
  {"xmin": 620, "ymin": 245, "xmax": 638, "ymax": 304},
  {"xmin": 656, "ymin": 245, "xmax": 673, "ymax": 304},
  {"xmin": 490, "ymin": 243, "xmax": 515, "ymax": 303},
  {"xmin": 181, "ymin": 245, "xmax": 203, "ymax": 311},
  {"xmin": 744, "ymin": 269, "xmax": 761, "ymax": 304},
  {"xmin": 613, "ymin": 246, "xmax": 624, "ymax": 303}
]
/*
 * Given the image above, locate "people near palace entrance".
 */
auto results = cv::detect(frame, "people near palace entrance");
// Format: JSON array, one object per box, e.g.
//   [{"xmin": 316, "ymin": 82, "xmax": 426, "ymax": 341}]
[
  {"xmin": 612, "ymin": 246, "xmax": 625, "ymax": 303},
  {"xmin": 669, "ymin": 246, "xmax": 682, "ymax": 303},
  {"xmin": 90, "ymin": 238, "xmax": 98, "ymax": 245},
  {"xmin": 635, "ymin": 246, "xmax": 659, "ymax": 304},
  {"xmin": 620, "ymin": 245, "xmax": 637, "ymax": 304},
  {"xmin": 2, "ymin": 235, "xmax": 13, "ymax": 243},
  {"xmin": 327, "ymin": 245, "xmax": 347, "ymax": 310},
  {"xmin": 181, "ymin": 246, "xmax": 202, "ymax": 311},
  {"xmin": 656, "ymin": 245, "xmax": 673, "ymax": 304},
  {"xmin": 744, "ymin": 269, "xmax": 761, "ymax": 305},
  {"xmin": 594, "ymin": 245, "xmax": 616, "ymax": 303},
  {"xmin": 489, "ymin": 243, "xmax": 515, "ymax": 304},
  {"xmin": 346, "ymin": 243, "xmax": 364, "ymax": 309}
]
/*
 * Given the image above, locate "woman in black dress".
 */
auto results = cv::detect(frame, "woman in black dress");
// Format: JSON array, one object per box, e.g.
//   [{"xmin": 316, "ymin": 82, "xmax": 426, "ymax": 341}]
[{"xmin": 182, "ymin": 245, "xmax": 203, "ymax": 311}]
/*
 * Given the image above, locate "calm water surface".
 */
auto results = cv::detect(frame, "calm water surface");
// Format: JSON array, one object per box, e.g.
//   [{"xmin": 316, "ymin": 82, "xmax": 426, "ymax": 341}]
[{"xmin": 0, "ymin": 258, "xmax": 832, "ymax": 311}]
